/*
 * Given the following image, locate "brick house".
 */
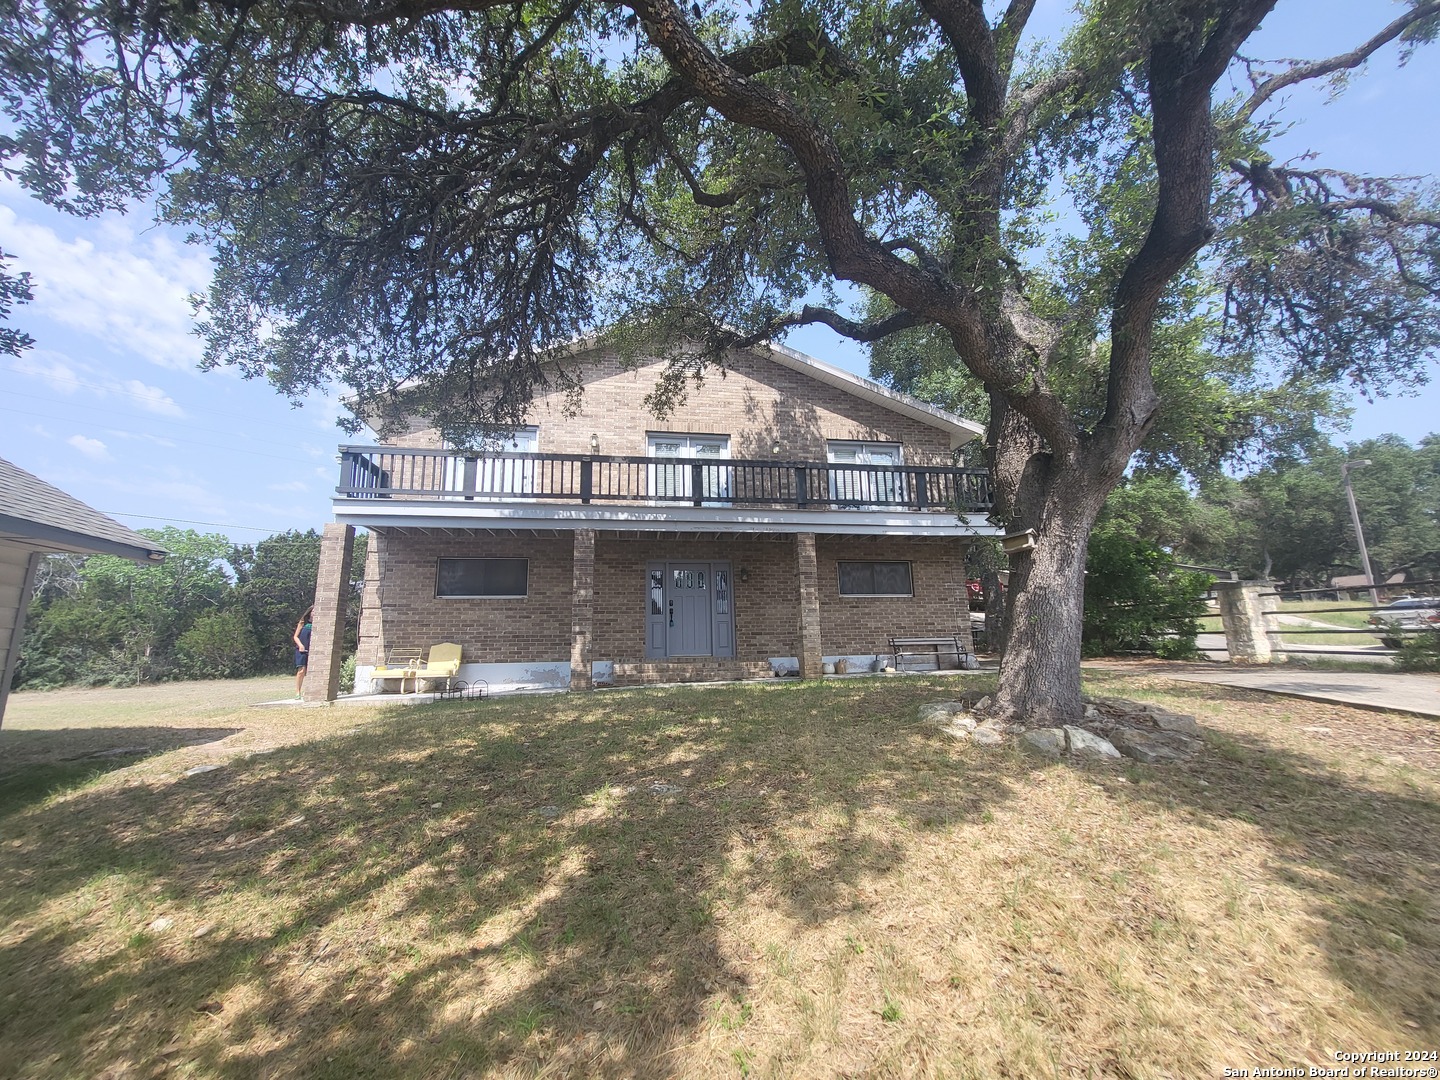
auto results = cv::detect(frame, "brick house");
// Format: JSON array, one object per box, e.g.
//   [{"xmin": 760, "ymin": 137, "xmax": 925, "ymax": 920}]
[{"xmin": 302, "ymin": 340, "xmax": 1000, "ymax": 700}]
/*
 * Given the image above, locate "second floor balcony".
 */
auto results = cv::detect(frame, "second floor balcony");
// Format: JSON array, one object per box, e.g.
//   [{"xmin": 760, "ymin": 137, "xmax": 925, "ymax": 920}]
[{"xmin": 337, "ymin": 445, "xmax": 994, "ymax": 516}]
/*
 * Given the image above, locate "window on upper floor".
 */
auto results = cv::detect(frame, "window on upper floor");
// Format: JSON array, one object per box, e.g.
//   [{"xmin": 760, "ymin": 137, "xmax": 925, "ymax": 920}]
[
  {"xmin": 826, "ymin": 441, "xmax": 903, "ymax": 505},
  {"xmin": 443, "ymin": 426, "xmax": 539, "ymax": 496},
  {"xmin": 647, "ymin": 433, "xmax": 731, "ymax": 503}
]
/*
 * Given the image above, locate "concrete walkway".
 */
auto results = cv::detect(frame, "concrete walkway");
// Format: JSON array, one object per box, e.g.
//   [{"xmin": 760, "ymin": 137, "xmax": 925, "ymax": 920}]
[{"xmin": 1161, "ymin": 667, "xmax": 1440, "ymax": 719}]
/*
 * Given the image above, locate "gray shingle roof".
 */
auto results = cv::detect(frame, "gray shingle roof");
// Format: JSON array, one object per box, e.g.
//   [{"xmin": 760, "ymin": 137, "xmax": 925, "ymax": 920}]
[{"xmin": 0, "ymin": 457, "xmax": 167, "ymax": 562}]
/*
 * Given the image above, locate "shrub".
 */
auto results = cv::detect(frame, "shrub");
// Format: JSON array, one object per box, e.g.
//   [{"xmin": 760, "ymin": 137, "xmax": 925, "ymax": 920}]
[
  {"xmin": 176, "ymin": 609, "xmax": 262, "ymax": 679},
  {"xmin": 1395, "ymin": 632, "xmax": 1440, "ymax": 673},
  {"xmin": 339, "ymin": 654, "xmax": 356, "ymax": 694},
  {"xmin": 1083, "ymin": 534, "xmax": 1210, "ymax": 659}
]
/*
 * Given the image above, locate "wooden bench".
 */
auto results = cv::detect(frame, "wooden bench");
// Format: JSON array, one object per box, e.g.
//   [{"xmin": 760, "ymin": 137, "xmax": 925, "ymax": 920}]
[{"xmin": 888, "ymin": 635, "xmax": 970, "ymax": 672}]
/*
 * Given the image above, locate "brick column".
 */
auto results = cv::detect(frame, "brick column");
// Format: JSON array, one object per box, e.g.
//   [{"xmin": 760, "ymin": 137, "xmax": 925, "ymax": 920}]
[
  {"xmin": 304, "ymin": 523, "xmax": 356, "ymax": 702},
  {"xmin": 796, "ymin": 532, "xmax": 823, "ymax": 679},
  {"xmin": 355, "ymin": 531, "xmax": 385, "ymax": 668},
  {"xmin": 570, "ymin": 528, "xmax": 596, "ymax": 691}
]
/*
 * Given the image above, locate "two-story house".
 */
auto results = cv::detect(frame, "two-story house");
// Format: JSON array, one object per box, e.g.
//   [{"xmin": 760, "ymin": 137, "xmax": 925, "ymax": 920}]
[{"xmin": 301, "ymin": 340, "xmax": 999, "ymax": 701}]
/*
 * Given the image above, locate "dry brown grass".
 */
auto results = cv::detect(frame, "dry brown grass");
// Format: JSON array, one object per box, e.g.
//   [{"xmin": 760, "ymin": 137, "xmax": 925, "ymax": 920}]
[{"xmin": 1, "ymin": 670, "xmax": 1437, "ymax": 1078}]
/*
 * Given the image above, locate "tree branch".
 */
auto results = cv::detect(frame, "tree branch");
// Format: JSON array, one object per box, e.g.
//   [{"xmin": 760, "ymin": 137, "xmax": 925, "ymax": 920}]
[{"xmin": 1235, "ymin": 1, "xmax": 1440, "ymax": 125}]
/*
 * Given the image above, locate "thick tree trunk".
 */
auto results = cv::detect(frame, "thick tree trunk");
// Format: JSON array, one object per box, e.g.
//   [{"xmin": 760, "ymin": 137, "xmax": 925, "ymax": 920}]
[{"xmin": 992, "ymin": 477, "xmax": 1107, "ymax": 726}]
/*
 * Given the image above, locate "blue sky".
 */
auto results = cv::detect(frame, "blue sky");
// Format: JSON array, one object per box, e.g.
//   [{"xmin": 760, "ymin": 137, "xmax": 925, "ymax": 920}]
[{"xmin": 2, "ymin": 0, "xmax": 1437, "ymax": 545}]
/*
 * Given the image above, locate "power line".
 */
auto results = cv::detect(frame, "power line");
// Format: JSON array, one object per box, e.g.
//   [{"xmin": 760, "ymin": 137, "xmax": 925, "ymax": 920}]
[{"xmin": 99, "ymin": 511, "xmax": 295, "ymax": 533}]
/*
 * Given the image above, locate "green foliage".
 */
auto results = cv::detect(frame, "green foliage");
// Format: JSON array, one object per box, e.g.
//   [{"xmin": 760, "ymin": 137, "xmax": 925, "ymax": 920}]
[
  {"xmin": 175, "ymin": 609, "xmax": 263, "ymax": 679},
  {"xmin": 1395, "ymin": 633, "xmax": 1440, "ymax": 674},
  {"xmin": 1083, "ymin": 533, "xmax": 1210, "ymax": 659},
  {"xmin": 1185, "ymin": 434, "xmax": 1440, "ymax": 585},
  {"xmin": 13, "ymin": 527, "xmax": 364, "ymax": 690},
  {"xmin": 339, "ymin": 654, "xmax": 357, "ymax": 695}
]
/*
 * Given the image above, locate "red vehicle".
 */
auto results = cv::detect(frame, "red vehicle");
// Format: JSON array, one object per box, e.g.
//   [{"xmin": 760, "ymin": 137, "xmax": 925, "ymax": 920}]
[{"xmin": 967, "ymin": 579, "xmax": 985, "ymax": 610}]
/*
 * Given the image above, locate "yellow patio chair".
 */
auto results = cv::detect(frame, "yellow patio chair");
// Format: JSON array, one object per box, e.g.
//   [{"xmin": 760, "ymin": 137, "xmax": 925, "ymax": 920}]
[
  {"xmin": 413, "ymin": 643, "xmax": 463, "ymax": 693},
  {"xmin": 371, "ymin": 651, "xmax": 421, "ymax": 694}
]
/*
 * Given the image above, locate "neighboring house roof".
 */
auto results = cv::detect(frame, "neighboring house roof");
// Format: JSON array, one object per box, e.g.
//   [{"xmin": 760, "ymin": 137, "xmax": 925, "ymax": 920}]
[
  {"xmin": 1330, "ymin": 572, "xmax": 1406, "ymax": 588},
  {"xmin": 0, "ymin": 458, "xmax": 167, "ymax": 563}
]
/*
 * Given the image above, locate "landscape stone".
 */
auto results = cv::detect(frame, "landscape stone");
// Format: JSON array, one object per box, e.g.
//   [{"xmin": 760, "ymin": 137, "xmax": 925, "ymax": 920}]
[
  {"xmin": 937, "ymin": 720, "xmax": 974, "ymax": 740},
  {"xmin": 1151, "ymin": 712, "xmax": 1200, "ymax": 735},
  {"xmin": 1019, "ymin": 728, "xmax": 1065, "ymax": 758},
  {"xmin": 1111, "ymin": 727, "xmax": 1198, "ymax": 765},
  {"xmin": 971, "ymin": 718, "xmax": 1009, "ymax": 747},
  {"xmin": 1064, "ymin": 726, "xmax": 1121, "ymax": 759},
  {"xmin": 917, "ymin": 701, "xmax": 969, "ymax": 725}
]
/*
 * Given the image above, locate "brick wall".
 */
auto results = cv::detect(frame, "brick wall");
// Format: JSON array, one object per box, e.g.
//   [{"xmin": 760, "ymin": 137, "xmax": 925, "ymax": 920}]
[
  {"xmin": 357, "ymin": 529, "xmax": 572, "ymax": 666},
  {"xmin": 592, "ymin": 534, "xmax": 801, "ymax": 660},
  {"xmin": 391, "ymin": 346, "xmax": 956, "ymax": 464},
  {"xmin": 359, "ymin": 529, "xmax": 974, "ymax": 669},
  {"xmin": 816, "ymin": 537, "xmax": 974, "ymax": 656}
]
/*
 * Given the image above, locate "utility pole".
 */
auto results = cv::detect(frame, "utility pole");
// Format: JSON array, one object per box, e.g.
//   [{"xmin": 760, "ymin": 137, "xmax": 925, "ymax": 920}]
[{"xmin": 1341, "ymin": 459, "xmax": 1378, "ymax": 607}]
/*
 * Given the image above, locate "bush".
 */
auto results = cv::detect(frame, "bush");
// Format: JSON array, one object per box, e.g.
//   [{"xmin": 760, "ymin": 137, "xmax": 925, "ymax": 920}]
[
  {"xmin": 1395, "ymin": 633, "xmax": 1440, "ymax": 673},
  {"xmin": 1083, "ymin": 534, "xmax": 1210, "ymax": 659},
  {"xmin": 339, "ymin": 654, "xmax": 356, "ymax": 694},
  {"xmin": 176, "ymin": 609, "xmax": 262, "ymax": 679}
]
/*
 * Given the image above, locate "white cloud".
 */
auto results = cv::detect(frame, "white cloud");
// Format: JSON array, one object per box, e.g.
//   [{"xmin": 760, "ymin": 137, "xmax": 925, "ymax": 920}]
[
  {"xmin": 269, "ymin": 480, "xmax": 309, "ymax": 492},
  {"xmin": 26, "ymin": 424, "xmax": 53, "ymax": 439},
  {"xmin": 8, "ymin": 350, "xmax": 186, "ymax": 417},
  {"xmin": 67, "ymin": 434, "xmax": 110, "ymax": 461},
  {"xmin": 121, "ymin": 380, "xmax": 185, "ymax": 417},
  {"xmin": 0, "ymin": 203, "xmax": 211, "ymax": 369}
]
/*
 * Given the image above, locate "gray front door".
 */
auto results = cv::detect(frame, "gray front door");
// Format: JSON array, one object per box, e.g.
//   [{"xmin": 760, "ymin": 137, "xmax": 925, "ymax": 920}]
[{"xmin": 667, "ymin": 564, "xmax": 713, "ymax": 656}]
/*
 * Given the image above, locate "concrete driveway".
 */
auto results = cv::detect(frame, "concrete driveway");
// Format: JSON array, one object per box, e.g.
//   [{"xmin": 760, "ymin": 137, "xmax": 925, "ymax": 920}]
[{"xmin": 1162, "ymin": 667, "xmax": 1440, "ymax": 719}]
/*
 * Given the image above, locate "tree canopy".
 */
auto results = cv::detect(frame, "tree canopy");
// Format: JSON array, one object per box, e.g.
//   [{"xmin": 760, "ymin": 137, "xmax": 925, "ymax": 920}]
[{"xmin": 3, "ymin": 0, "xmax": 1437, "ymax": 721}]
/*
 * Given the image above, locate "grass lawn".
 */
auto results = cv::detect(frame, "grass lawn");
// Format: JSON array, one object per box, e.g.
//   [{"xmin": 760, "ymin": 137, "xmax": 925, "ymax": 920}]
[{"xmin": 1, "ymin": 672, "xmax": 1437, "ymax": 1078}]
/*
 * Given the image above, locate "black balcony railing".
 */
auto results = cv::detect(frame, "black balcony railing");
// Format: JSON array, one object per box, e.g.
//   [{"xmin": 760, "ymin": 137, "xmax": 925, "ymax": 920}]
[{"xmin": 336, "ymin": 445, "xmax": 993, "ymax": 514}]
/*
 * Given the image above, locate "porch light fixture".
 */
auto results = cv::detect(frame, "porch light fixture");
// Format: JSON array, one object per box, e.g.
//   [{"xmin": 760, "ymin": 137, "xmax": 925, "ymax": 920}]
[
  {"xmin": 771, "ymin": 439, "xmax": 781, "ymax": 456},
  {"xmin": 1001, "ymin": 529, "xmax": 1038, "ymax": 556},
  {"xmin": 589, "ymin": 433, "xmax": 600, "ymax": 452}
]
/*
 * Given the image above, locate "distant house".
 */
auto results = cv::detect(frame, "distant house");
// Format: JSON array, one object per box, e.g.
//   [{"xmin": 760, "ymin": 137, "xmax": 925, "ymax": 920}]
[
  {"xmin": 1329, "ymin": 571, "xmax": 1407, "ymax": 596},
  {"xmin": 304, "ymin": 339, "xmax": 999, "ymax": 699},
  {"xmin": 0, "ymin": 458, "xmax": 167, "ymax": 725}
]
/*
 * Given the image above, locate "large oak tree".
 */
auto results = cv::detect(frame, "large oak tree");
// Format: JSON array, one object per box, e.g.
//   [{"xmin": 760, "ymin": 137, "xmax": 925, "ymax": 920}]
[{"xmin": 3, "ymin": 0, "xmax": 1438, "ymax": 722}]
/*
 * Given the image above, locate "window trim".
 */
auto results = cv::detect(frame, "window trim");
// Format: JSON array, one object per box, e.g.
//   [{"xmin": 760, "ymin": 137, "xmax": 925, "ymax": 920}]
[
  {"xmin": 435, "ymin": 557, "xmax": 530, "ymax": 599},
  {"xmin": 836, "ymin": 560, "xmax": 915, "ymax": 598}
]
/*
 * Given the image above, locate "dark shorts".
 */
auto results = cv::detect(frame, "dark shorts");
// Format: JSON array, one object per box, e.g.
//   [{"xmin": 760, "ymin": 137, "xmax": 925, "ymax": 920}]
[{"xmin": 296, "ymin": 650, "xmax": 309, "ymax": 669}]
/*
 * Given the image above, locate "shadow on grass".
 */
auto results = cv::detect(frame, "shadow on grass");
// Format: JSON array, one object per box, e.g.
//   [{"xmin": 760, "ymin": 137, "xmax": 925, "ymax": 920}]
[
  {"xmin": 1085, "ymin": 680, "xmax": 1440, "ymax": 1034},
  {"xmin": 0, "ymin": 678, "xmax": 1017, "ymax": 1077},
  {"xmin": 0, "ymin": 726, "xmax": 243, "ymax": 819},
  {"xmin": 1, "ymin": 675, "xmax": 1436, "ymax": 1075}
]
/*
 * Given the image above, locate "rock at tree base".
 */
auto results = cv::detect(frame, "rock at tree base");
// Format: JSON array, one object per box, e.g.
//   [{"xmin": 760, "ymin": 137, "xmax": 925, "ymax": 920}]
[
  {"xmin": 1110, "ymin": 727, "xmax": 1199, "ymax": 764},
  {"xmin": 971, "ymin": 718, "xmax": 1009, "ymax": 746},
  {"xmin": 1064, "ymin": 726, "xmax": 1121, "ymax": 759},
  {"xmin": 1020, "ymin": 728, "xmax": 1066, "ymax": 758},
  {"xmin": 917, "ymin": 702, "xmax": 969, "ymax": 725}
]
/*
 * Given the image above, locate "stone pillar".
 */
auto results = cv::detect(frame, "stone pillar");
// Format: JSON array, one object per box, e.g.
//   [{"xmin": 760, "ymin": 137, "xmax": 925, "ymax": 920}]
[
  {"xmin": 1215, "ymin": 580, "xmax": 1284, "ymax": 664},
  {"xmin": 796, "ymin": 532, "xmax": 823, "ymax": 679},
  {"xmin": 304, "ymin": 523, "xmax": 356, "ymax": 702},
  {"xmin": 570, "ymin": 528, "xmax": 596, "ymax": 691}
]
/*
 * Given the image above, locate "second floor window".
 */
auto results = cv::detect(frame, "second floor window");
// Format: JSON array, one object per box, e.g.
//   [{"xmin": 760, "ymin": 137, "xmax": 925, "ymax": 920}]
[
  {"xmin": 444, "ymin": 427, "xmax": 538, "ymax": 496},
  {"xmin": 827, "ymin": 441, "xmax": 903, "ymax": 505},
  {"xmin": 648, "ymin": 433, "xmax": 731, "ymax": 502}
]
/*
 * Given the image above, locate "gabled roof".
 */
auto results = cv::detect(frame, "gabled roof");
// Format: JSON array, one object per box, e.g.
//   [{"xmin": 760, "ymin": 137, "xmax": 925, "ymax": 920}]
[
  {"xmin": 758, "ymin": 341, "xmax": 984, "ymax": 449},
  {"xmin": 356, "ymin": 335, "xmax": 987, "ymax": 448},
  {"xmin": 0, "ymin": 458, "xmax": 167, "ymax": 563}
]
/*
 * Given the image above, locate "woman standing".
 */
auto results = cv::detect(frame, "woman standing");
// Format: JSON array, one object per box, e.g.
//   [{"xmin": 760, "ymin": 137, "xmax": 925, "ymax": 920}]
[{"xmin": 293, "ymin": 607, "xmax": 313, "ymax": 699}]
